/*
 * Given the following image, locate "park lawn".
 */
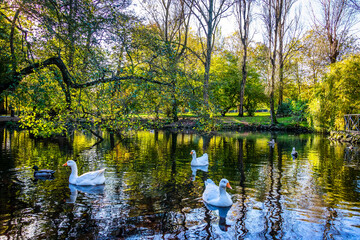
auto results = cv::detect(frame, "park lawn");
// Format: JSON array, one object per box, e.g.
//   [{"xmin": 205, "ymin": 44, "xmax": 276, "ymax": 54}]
[
  {"xmin": 221, "ymin": 112, "xmax": 308, "ymax": 127},
  {"xmin": 139, "ymin": 111, "xmax": 308, "ymax": 128}
]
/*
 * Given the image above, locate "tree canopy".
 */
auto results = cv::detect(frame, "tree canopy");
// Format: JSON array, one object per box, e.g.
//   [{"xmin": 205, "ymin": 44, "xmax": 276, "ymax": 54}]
[{"xmin": 0, "ymin": 0, "xmax": 359, "ymax": 136}]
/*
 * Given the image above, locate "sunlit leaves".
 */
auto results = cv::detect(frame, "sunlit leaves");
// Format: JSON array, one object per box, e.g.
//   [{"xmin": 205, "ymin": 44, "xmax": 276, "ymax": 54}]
[{"xmin": 307, "ymin": 54, "xmax": 360, "ymax": 131}]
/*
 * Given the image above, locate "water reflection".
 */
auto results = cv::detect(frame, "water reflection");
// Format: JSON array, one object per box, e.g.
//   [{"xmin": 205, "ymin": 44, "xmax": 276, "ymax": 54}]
[
  {"xmin": 190, "ymin": 165, "xmax": 208, "ymax": 181},
  {"xmin": 0, "ymin": 128, "xmax": 360, "ymax": 239},
  {"xmin": 204, "ymin": 202, "xmax": 231, "ymax": 231},
  {"xmin": 66, "ymin": 184, "xmax": 105, "ymax": 203},
  {"xmin": 32, "ymin": 175, "xmax": 55, "ymax": 183}
]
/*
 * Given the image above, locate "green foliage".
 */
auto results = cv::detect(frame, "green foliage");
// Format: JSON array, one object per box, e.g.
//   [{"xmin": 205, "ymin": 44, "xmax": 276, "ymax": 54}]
[
  {"xmin": 277, "ymin": 99, "xmax": 308, "ymax": 122},
  {"xmin": 209, "ymin": 51, "xmax": 267, "ymax": 117},
  {"xmin": 0, "ymin": 16, "xmax": 11, "ymax": 86},
  {"xmin": 290, "ymin": 99, "xmax": 308, "ymax": 122},
  {"xmin": 210, "ymin": 53, "xmax": 240, "ymax": 116},
  {"xmin": 307, "ymin": 54, "xmax": 360, "ymax": 131},
  {"xmin": 243, "ymin": 68, "xmax": 267, "ymax": 116},
  {"xmin": 277, "ymin": 102, "xmax": 292, "ymax": 117},
  {"xmin": 6, "ymin": 0, "xmax": 357, "ymax": 135}
]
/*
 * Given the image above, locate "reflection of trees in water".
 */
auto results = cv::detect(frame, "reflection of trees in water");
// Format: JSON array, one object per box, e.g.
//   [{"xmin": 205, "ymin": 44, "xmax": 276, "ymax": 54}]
[
  {"xmin": 263, "ymin": 141, "xmax": 284, "ymax": 239},
  {"xmin": 344, "ymin": 146, "xmax": 360, "ymax": 163},
  {"xmin": 236, "ymin": 138, "xmax": 248, "ymax": 238},
  {"xmin": 3, "ymin": 130, "xmax": 360, "ymax": 238},
  {"xmin": 322, "ymin": 206, "xmax": 339, "ymax": 239}
]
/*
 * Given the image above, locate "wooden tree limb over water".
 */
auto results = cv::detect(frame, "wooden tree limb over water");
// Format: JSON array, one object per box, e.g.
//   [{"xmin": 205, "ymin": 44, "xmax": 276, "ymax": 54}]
[{"xmin": 1, "ymin": 56, "xmax": 171, "ymax": 107}]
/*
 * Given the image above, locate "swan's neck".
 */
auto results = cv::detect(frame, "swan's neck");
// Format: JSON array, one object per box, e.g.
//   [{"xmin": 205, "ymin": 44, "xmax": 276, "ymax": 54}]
[
  {"xmin": 69, "ymin": 165, "xmax": 78, "ymax": 184},
  {"xmin": 191, "ymin": 153, "xmax": 197, "ymax": 164},
  {"xmin": 219, "ymin": 186, "xmax": 226, "ymax": 196},
  {"xmin": 218, "ymin": 186, "xmax": 230, "ymax": 202}
]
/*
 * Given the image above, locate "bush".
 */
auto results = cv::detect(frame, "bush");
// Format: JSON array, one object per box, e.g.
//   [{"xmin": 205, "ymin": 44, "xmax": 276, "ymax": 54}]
[
  {"xmin": 291, "ymin": 99, "xmax": 308, "ymax": 122},
  {"xmin": 277, "ymin": 99, "xmax": 308, "ymax": 122},
  {"xmin": 277, "ymin": 101, "xmax": 292, "ymax": 117}
]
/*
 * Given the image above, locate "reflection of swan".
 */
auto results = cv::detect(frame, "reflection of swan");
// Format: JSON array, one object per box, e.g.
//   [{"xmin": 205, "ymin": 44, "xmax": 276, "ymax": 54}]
[
  {"xmin": 190, "ymin": 150, "xmax": 209, "ymax": 166},
  {"xmin": 291, "ymin": 147, "xmax": 298, "ymax": 158},
  {"xmin": 204, "ymin": 202, "xmax": 231, "ymax": 232},
  {"xmin": 202, "ymin": 179, "xmax": 233, "ymax": 207},
  {"xmin": 66, "ymin": 184, "xmax": 105, "ymax": 203},
  {"xmin": 268, "ymin": 139, "xmax": 275, "ymax": 148},
  {"xmin": 63, "ymin": 160, "xmax": 106, "ymax": 185},
  {"xmin": 190, "ymin": 165, "xmax": 208, "ymax": 181}
]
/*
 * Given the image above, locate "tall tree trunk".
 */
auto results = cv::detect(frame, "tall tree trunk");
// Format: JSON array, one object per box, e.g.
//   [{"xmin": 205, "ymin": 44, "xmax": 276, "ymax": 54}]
[
  {"xmin": 185, "ymin": 0, "xmax": 232, "ymax": 109},
  {"xmin": 203, "ymin": 54, "xmax": 211, "ymax": 106},
  {"xmin": 278, "ymin": 22, "xmax": 284, "ymax": 106},
  {"xmin": 239, "ymin": 48, "xmax": 248, "ymax": 117},
  {"xmin": 269, "ymin": 59, "xmax": 278, "ymax": 125},
  {"xmin": 236, "ymin": 0, "xmax": 252, "ymax": 117},
  {"xmin": 203, "ymin": 0, "xmax": 214, "ymax": 107}
]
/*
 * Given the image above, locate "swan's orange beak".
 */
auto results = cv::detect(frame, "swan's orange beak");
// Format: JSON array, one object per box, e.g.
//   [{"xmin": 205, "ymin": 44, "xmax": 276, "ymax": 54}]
[
  {"xmin": 226, "ymin": 182, "xmax": 232, "ymax": 189},
  {"xmin": 190, "ymin": 151, "xmax": 193, "ymax": 155},
  {"xmin": 63, "ymin": 162, "xmax": 68, "ymax": 166}
]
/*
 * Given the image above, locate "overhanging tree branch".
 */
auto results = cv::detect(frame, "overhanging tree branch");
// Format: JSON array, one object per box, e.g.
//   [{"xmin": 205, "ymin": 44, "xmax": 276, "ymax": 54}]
[{"xmin": 2, "ymin": 56, "xmax": 171, "ymax": 108}]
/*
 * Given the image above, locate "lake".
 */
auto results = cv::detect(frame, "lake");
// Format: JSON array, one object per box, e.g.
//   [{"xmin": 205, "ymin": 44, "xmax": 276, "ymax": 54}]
[{"xmin": 0, "ymin": 128, "xmax": 359, "ymax": 239}]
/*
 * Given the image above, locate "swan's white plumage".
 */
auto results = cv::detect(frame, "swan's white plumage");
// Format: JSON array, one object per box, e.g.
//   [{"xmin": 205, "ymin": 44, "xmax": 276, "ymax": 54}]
[
  {"xmin": 63, "ymin": 160, "xmax": 105, "ymax": 185},
  {"xmin": 190, "ymin": 150, "xmax": 209, "ymax": 166},
  {"xmin": 202, "ymin": 179, "xmax": 233, "ymax": 207}
]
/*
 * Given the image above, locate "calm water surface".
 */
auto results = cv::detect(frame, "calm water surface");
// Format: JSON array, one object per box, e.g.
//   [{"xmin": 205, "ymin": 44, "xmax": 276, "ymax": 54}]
[{"xmin": 0, "ymin": 128, "xmax": 360, "ymax": 239}]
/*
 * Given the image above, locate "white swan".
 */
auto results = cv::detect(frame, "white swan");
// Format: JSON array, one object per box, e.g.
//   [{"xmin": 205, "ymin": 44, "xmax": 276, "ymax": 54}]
[
  {"xmin": 190, "ymin": 150, "xmax": 209, "ymax": 166},
  {"xmin": 202, "ymin": 179, "xmax": 233, "ymax": 207},
  {"xmin": 63, "ymin": 160, "xmax": 106, "ymax": 185},
  {"xmin": 291, "ymin": 147, "xmax": 298, "ymax": 158},
  {"xmin": 268, "ymin": 139, "xmax": 275, "ymax": 145}
]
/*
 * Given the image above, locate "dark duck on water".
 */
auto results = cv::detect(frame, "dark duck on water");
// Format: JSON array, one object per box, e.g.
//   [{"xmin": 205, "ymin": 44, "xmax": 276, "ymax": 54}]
[{"xmin": 32, "ymin": 165, "xmax": 55, "ymax": 178}]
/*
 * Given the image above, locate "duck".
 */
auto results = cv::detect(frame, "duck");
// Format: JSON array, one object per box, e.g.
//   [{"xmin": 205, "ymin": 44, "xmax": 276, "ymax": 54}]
[
  {"xmin": 190, "ymin": 150, "xmax": 209, "ymax": 166},
  {"xmin": 32, "ymin": 165, "xmax": 55, "ymax": 178},
  {"xmin": 202, "ymin": 178, "xmax": 233, "ymax": 207},
  {"xmin": 291, "ymin": 147, "xmax": 298, "ymax": 158},
  {"xmin": 63, "ymin": 160, "xmax": 106, "ymax": 185}
]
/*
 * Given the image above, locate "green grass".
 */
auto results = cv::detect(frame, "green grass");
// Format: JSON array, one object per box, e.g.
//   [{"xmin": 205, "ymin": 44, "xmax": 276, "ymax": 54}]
[
  {"xmin": 222, "ymin": 112, "xmax": 308, "ymax": 127},
  {"xmin": 225, "ymin": 111, "xmax": 270, "ymax": 117},
  {"xmin": 139, "ymin": 111, "xmax": 308, "ymax": 128}
]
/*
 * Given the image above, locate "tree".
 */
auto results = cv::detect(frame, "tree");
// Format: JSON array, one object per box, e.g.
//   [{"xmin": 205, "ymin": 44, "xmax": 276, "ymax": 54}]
[
  {"xmin": 311, "ymin": 0, "xmax": 357, "ymax": 64},
  {"xmin": 234, "ymin": 0, "xmax": 255, "ymax": 117},
  {"xmin": 308, "ymin": 54, "xmax": 360, "ymax": 131},
  {"xmin": 210, "ymin": 53, "xmax": 240, "ymax": 116},
  {"xmin": 0, "ymin": 0, "xmax": 173, "ymax": 136},
  {"xmin": 276, "ymin": 0, "xmax": 301, "ymax": 105},
  {"xmin": 185, "ymin": 0, "xmax": 233, "ymax": 107},
  {"xmin": 298, "ymin": 30, "xmax": 329, "ymax": 85},
  {"xmin": 139, "ymin": 0, "xmax": 192, "ymax": 122},
  {"xmin": 260, "ymin": 0, "xmax": 283, "ymax": 125},
  {"xmin": 243, "ymin": 66, "xmax": 268, "ymax": 116},
  {"xmin": 349, "ymin": 0, "xmax": 360, "ymax": 10}
]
